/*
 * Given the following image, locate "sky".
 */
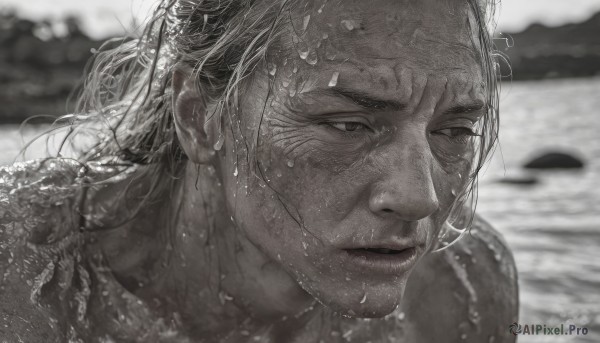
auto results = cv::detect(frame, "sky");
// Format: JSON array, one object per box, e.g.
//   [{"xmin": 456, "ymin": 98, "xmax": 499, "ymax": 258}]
[{"xmin": 2, "ymin": 0, "xmax": 600, "ymax": 38}]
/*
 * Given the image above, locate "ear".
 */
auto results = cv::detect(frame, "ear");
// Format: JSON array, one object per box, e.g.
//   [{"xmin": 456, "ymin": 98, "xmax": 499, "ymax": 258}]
[{"xmin": 172, "ymin": 65, "xmax": 216, "ymax": 164}]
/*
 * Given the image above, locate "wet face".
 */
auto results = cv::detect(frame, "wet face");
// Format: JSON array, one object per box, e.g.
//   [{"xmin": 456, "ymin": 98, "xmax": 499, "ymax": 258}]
[{"xmin": 217, "ymin": 0, "xmax": 486, "ymax": 317}]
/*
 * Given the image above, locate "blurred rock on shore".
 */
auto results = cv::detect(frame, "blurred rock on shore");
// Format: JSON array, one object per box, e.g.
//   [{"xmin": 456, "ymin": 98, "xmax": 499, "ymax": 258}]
[{"xmin": 0, "ymin": 11, "xmax": 102, "ymax": 124}]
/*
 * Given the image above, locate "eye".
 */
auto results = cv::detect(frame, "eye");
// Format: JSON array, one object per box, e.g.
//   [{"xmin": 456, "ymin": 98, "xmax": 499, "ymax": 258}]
[
  {"xmin": 434, "ymin": 127, "xmax": 480, "ymax": 138},
  {"xmin": 327, "ymin": 121, "xmax": 370, "ymax": 132}
]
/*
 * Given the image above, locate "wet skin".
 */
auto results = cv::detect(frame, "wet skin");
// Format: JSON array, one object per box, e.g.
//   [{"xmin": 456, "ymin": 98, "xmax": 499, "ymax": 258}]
[{"xmin": 90, "ymin": 0, "xmax": 518, "ymax": 341}]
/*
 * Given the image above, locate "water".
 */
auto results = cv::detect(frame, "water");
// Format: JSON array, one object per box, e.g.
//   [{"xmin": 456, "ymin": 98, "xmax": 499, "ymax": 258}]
[
  {"xmin": 477, "ymin": 77, "xmax": 600, "ymax": 343},
  {"xmin": 1, "ymin": 77, "xmax": 599, "ymax": 341}
]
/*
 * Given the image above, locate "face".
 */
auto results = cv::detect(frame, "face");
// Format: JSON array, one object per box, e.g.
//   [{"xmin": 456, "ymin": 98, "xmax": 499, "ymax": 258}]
[{"xmin": 216, "ymin": 0, "xmax": 486, "ymax": 317}]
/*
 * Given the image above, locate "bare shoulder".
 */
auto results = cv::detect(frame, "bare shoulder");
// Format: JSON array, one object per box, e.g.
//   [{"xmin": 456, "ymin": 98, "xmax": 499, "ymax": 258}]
[
  {"xmin": 401, "ymin": 215, "xmax": 519, "ymax": 342},
  {"xmin": 0, "ymin": 159, "xmax": 81, "ymax": 341}
]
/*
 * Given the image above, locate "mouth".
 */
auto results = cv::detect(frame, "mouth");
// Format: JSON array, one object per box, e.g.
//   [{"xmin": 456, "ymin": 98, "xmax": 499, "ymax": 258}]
[
  {"xmin": 341, "ymin": 246, "xmax": 419, "ymax": 275},
  {"xmin": 356, "ymin": 247, "xmax": 409, "ymax": 255}
]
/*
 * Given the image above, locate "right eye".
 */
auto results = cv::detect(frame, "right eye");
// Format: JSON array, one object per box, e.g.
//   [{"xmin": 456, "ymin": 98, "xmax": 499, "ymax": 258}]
[{"xmin": 326, "ymin": 121, "xmax": 370, "ymax": 132}]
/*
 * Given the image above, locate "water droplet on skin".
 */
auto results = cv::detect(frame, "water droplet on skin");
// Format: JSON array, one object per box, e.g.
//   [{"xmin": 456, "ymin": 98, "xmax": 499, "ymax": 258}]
[
  {"xmin": 306, "ymin": 50, "xmax": 318, "ymax": 65},
  {"xmin": 328, "ymin": 71, "xmax": 340, "ymax": 87},
  {"xmin": 359, "ymin": 293, "xmax": 367, "ymax": 304},
  {"xmin": 268, "ymin": 63, "xmax": 277, "ymax": 76},
  {"xmin": 340, "ymin": 19, "xmax": 357, "ymax": 31},
  {"xmin": 325, "ymin": 42, "xmax": 337, "ymax": 60},
  {"xmin": 287, "ymin": 160, "xmax": 295, "ymax": 168},
  {"xmin": 303, "ymin": 15, "xmax": 311, "ymax": 31},
  {"xmin": 233, "ymin": 167, "xmax": 238, "ymax": 177},
  {"xmin": 213, "ymin": 133, "xmax": 225, "ymax": 151},
  {"xmin": 302, "ymin": 241, "xmax": 308, "ymax": 250},
  {"xmin": 317, "ymin": 3, "xmax": 325, "ymax": 14},
  {"xmin": 461, "ymin": 333, "xmax": 467, "ymax": 340},
  {"xmin": 297, "ymin": 42, "xmax": 309, "ymax": 59},
  {"xmin": 398, "ymin": 312, "xmax": 405, "ymax": 320}
]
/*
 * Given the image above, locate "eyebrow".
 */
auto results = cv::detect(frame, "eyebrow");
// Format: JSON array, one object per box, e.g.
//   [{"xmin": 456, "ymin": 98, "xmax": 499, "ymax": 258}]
[
  {"xmin": 307, "ymin": 86, "xmax": 486, "ymax": 115},
  {"xmin": 313, "ymin": 87, "xmax": 407, "ymax": 112},
  {"xmin": 442, "ymin": 101, "xmax": 487, "ymax": 116}
]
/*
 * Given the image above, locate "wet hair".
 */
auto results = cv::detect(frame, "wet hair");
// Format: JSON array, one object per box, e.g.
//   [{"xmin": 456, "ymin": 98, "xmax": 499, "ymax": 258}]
[{"xmin": 35, "ymin": 0, "xmax": 502, "ymax": 237}]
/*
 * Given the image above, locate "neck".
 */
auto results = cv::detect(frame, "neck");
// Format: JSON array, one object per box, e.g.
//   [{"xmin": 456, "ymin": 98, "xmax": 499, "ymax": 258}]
[{"xmin": 134, "ymin": 162, "xmax": 328, "ymax": 342}]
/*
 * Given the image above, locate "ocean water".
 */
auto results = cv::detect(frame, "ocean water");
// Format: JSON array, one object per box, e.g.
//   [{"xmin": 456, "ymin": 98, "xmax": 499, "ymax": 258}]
[
  {"xmin": 1, "ymin": 77, "xmax": 599, "ymax": 342},
  {"xmin": 476, "ymin": 77, "xmax": 600, "ymax": 343}
]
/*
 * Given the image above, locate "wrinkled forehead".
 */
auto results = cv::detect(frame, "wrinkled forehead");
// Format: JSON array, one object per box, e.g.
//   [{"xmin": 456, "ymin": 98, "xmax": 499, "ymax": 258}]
[{"xmin": 285, "ymin": 0, "xmax": 481, "ymax": 73}]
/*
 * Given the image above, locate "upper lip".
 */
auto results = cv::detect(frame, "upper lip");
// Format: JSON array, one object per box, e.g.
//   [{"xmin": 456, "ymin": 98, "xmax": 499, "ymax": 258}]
[{"xmin": 332, "ymin": 220, "xmax": 426, "ymax": 250}]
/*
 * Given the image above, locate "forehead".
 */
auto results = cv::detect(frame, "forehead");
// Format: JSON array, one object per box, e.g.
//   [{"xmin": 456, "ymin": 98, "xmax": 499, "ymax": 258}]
[{"xmin": 281, "ymin": 0, "xmax": 482, "ymax": 82}]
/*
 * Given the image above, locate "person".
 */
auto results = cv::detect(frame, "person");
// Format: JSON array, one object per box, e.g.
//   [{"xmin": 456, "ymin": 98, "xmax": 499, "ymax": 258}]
[{"xmin": 0, "ymin": 0, "xmax": 518, "ymax": 341}]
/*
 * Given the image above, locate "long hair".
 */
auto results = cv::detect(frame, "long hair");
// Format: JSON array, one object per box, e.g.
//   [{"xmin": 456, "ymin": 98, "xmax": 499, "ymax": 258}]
[{"xmin": 34, "ymin": 0, "xmax": 502, "ymax": 233}]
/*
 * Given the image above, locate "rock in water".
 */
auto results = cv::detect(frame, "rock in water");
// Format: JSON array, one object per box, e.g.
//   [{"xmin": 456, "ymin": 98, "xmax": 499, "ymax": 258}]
[
  {"xmin": 524, "ymin": 152, "xmax": 584, "ymax": 169},
  {"xmin": 497, "ymin": 176, "xmax": 539, "ymax": 185}
]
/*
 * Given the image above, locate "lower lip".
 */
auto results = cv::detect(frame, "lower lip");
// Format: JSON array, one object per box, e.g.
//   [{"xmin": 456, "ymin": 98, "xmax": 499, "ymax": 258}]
[{"xmin": 341, "ymin": 247, "xmax": 419, "ymax": 275}]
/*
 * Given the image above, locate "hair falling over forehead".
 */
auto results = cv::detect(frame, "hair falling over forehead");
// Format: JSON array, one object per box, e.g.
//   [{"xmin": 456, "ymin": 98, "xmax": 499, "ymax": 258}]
[{"xmin": 40, "ymin": 0, "xmax": 502, "ymax": 236}]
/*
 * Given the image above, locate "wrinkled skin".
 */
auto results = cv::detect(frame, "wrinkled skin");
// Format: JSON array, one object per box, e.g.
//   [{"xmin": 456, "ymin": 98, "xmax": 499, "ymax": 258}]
[
  {"xmin": 139, "ymin": 0, "xmax": 516, "ymax": 341},
  {"xmin": 0, "ymin": 0, "xmax": 518, "ymax": 342}
]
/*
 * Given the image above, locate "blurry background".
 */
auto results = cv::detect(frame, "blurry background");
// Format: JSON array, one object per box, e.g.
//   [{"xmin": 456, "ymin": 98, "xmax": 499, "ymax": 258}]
[{"xmin": 1, "ymin": 0, "xmax": 599, "ymax": 342}]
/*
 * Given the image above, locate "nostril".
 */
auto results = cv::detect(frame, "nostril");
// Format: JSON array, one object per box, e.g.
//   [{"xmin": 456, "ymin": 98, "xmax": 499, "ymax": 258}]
[{"xmin": 382, "ymin": 208, "xmax": 394, "ymax": 213}]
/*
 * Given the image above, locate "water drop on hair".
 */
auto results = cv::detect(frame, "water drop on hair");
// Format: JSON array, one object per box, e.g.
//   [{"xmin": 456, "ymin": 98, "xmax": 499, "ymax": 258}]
[
  {"xmin": 451, "ymin": 189, "xmax": 457, "ymax": 196},
  {"xmin": 359, "ymin": 293, "xmax": 367, "ymax": 304},
  {"xmin": 213, "ymin": 133, "xmax": 225, "ymax": 151},
  {"xmin": 287, "ymin": 160, "xmax": 295, "ymax": 168},
  {"xmin": 303, "ymin": 15, "xmax": 311, "ymax": 32},
  {"xmin": 233, "ymin": 167, "xmax": 238, "ymax": 177},
  {"xmin": 328, "ymin": 71, "xmax": 339, "ymax": 87},
  {"xmin": 322, "ymin": 32, "xmax": 329, "ymax": 39},
  {"xmin": 268, "ymin": 63, "xmax": 277, "ymax": 76},
  {"xmin": 298, "ymin": 42, "xmax": 309, "ymax": 60},
  {"xmin": 305, "ymin": 50, "xmax": 318, "ymax": 65}
]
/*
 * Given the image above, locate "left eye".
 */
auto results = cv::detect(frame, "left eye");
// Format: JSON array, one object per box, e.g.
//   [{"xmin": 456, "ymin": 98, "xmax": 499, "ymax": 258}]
[
  {"xmin": 434, "ymin": 127, "xmax": 479, "ymax": 138},
  {"xmin": 327, "ymin": 122, "xmax": 369, "ymax": 132}
]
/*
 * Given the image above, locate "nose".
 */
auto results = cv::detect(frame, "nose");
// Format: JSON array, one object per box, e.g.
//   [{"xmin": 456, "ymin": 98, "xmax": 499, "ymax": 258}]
[{"xmin": 368, "ymin": 148, "xmax": 439, "ymax": 222}]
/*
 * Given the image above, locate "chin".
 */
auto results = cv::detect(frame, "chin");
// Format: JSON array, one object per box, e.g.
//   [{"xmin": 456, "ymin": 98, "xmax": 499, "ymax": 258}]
[{"xmin": 306, "ymin": 276, "xmax": 409, "ymax": 319}]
